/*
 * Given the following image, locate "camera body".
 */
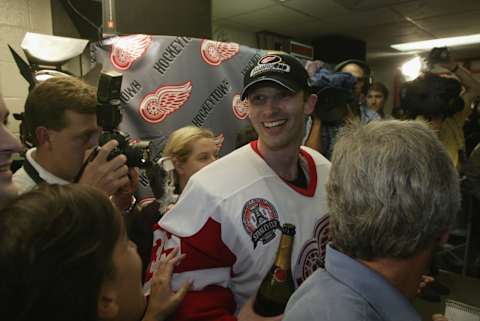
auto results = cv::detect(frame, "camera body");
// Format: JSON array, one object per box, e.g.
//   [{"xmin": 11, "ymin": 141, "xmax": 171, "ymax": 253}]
[{"xmin": 97, "ymin": 71, "xmax": 152, "ymax": 168}]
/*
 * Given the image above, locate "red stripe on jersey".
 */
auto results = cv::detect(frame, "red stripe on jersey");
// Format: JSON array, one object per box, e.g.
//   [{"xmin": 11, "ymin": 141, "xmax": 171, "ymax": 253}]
[
  {"xmin": 175, "ymin": 217, "xmax": 237, "ymax": 273},
  {"xmin": 250, "ymin": 140, "xmax": 317, "ymax": 197}
]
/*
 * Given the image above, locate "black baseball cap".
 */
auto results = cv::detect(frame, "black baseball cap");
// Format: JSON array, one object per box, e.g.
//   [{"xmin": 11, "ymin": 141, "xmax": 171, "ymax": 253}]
[{"xmin": 241, "ymin": 53, "xmax": 310, "ymax": 100}]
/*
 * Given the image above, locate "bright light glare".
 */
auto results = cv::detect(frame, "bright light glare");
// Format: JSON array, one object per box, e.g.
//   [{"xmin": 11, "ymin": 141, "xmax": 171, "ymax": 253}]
[
  {"xmin": 391, "ymin": 33, "xmax": 480, "ymax": 51},
  {"xmin": 401, "ymin": 56, "xmax": 422, "ymax": 81},
  {"xmin": 35, "ymin": 74, "xmax": 55, "ymax": 82}
]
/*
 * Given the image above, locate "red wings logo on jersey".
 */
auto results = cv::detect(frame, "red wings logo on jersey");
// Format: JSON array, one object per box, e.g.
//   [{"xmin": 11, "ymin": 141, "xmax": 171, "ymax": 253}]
[
  {"xmin": 110, "ymin": 34, "xmax": 152, "ymax": 70},
  {"xmin": 232, "ymin": 94, "xmax": 249, "ymax": 120},
  {"xmin": 294, "ymin": 215, "xmax": 330, "ymax": 287},
  {"xmin": 201, "ymin": 40, "xmax": 240, "ymax": 66},
  {"xmin": 139, "ymin": 81, "xmax": 192, "ymax": 124}
]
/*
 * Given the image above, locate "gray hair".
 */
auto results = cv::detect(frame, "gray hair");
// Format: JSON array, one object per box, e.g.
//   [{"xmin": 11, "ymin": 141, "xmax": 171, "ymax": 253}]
[{"xmin": 327, "ymin": 120, "xmax": 461, "ymax": 260}]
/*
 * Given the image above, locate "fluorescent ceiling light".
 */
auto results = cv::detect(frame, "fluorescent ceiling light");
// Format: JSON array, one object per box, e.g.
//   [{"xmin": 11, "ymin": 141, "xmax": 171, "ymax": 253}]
[{"xmin": 391, "ymin": 33, "xmax": 480, "ymax": 51}]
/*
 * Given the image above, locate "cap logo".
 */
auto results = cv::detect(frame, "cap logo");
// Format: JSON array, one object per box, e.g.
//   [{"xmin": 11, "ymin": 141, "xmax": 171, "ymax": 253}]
[
  {"xmin": 259, "ymin": 55, "xmax": 281, "ymax": 64},
  {"xmin": 250, "ymin": 55, "xmax": 291, "ymax": 78}
]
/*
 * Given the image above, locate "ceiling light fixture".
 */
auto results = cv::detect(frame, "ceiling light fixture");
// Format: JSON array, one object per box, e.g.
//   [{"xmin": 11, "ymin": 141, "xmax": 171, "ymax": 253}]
[{"xmin": 391, "ymin": 33, "xmax": 480, "ymax": 51}]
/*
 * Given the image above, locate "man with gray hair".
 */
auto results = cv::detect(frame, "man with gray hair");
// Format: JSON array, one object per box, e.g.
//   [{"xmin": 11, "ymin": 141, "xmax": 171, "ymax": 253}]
[{"xmin": 284, "ymin": 120, "xmax": 461, "ymax": 321}]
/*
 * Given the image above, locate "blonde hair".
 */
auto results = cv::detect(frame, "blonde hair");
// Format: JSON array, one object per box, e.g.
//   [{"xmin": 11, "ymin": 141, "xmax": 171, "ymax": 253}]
[{"xmin": 163, "ymin": 126, "xmax": 215, "ymax": 163}]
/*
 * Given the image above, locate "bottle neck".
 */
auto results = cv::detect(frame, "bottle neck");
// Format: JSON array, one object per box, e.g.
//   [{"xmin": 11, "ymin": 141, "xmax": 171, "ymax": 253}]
[{"xmin": 274, "ymin": 235, "xmax": 293, "ymax": 270}]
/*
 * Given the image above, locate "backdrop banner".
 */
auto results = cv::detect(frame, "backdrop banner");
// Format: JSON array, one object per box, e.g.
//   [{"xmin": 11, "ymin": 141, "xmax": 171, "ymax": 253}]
[{"xmin": 91, "ymin": 35, "xmax": 264, "ymax": 203}]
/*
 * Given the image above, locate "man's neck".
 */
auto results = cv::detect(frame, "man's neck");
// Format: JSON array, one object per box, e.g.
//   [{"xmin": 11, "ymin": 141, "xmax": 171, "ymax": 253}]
[
  {"xmin": 257, "ymin": 140, "xmax": 301, "ymax": 181},
  {"xmin": 32, "ymin": 148, "xmax": 72, "ymax": 182},
  {"xmin": 359, "ymin": 248, "xmax": 433, "ymax": 301}
]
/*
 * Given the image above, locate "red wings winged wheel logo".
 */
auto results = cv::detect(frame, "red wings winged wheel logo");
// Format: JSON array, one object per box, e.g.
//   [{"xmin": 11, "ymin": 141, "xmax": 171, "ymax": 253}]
[
  {"xmin": 139, "ymin": 81, "xmax": 193, "ymax": 124},
  {"xmin": 110, "ymin": 34, "xmax": 152, "ymax": 70},
  {"xmin": 201, "ymin": 40, "xmax": 240, "ymax": 66}
]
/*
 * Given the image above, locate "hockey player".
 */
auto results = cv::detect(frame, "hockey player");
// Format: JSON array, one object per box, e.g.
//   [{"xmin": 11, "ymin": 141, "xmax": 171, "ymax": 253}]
[{"xmin": 144, "ymin": 52, "xmax": 331, "ymax": 321}]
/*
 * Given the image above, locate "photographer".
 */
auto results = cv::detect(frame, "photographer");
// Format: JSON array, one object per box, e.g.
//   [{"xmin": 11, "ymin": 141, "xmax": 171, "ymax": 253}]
[
  {"xmin": 402, "ymin": 50, "xmax": 480, "ymax": 169},
  {"xmin": 12, "ymin": 76, "xmax": 136, "ymax": 211},
  {"xmin": 304, "ymin": 67, "xmax": 356, "ymax": 159}
]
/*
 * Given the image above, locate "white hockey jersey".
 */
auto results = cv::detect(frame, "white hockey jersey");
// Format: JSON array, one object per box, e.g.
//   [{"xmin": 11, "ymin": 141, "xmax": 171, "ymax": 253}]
[{"xmin": 144, "ymin": 141, "xmax": 330, "ymax": 321}]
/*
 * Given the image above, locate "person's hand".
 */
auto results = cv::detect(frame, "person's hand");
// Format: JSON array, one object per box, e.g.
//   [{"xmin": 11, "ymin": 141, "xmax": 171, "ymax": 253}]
[
  {"xmin": 432, "ymin": 313, "xmax": 449, "ymax": 321},
  {"xmin": 79, "ymin": 140, "xmax": 129, "ymax": 196},
  {"xmin": 417, "ymin": 275, "xmax": 435, "ymax": 294},
  {"xmin": 142, "ymin": 247, "xmax": 191, "ymax": 321},
  {"xmin": 111, "ymin": 167, "xmax": 139, "ymax": 211},
  {"xmin": 305, "ymin": 60, "xmax": 325, "ymax": 78},
  {"xmin": 238, "ymin": 297, "xmax": 283, "ymax": 321}
]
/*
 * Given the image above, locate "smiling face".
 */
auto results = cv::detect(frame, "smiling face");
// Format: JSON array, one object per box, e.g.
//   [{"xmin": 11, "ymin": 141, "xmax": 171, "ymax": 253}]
[
  {"xmin": 0, "ymin": 96, "xmax": 22, "ymax": 203},
  {"xmin": 246, "ymin": 83, "xmax": 316, "ymax": 154}
]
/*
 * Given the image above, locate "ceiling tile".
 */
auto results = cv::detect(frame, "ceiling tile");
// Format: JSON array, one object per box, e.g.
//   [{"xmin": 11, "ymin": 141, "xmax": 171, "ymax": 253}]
[
  {"xmin": 333, "ymin": 0, "xmax": 416, "ymax": 10},
  {"xmin": 353, "ymin": 21, "xmax": 424, "ymax": 39},
  {"xmin": 211, "ymin": 0, "xmax": 480, "ymax": 59},
  {"xmin": 281, "ymin": 0, "xmax": 351, "ymax": 18},
  {"xmin": 321, "ymin": 8, "xmax": 404, "ymax": 28},
  {"xmin": 414, "ymin": 10, "xmax": 480, "ymax": 34},
  {"xmin": 275, "ymin": 19, "xmax": 349, "ymax": 40},
  {"xmin": 393, "ymin": 0, "xmax": 480, "ymax": 20},
  {"xmin": 212, "ymin": 0, "xmax": 276, "ymax": 19},
  {"xmin": 229, "ymin": 5, "xmax": 316, "ymax": 31}
]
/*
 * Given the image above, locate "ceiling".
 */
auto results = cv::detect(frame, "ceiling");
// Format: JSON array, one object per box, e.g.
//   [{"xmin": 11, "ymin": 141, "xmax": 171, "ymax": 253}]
[{"xmin": 212, "ymin": 0, "xmax": 480, "ymax": 60}]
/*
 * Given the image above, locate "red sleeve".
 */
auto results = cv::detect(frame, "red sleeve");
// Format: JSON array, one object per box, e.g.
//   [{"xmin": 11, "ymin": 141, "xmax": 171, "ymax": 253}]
[
  {"xmin": 148, "ymin": 218, "xmax": 239, "ymax": 321},
  {"xmin": 168, "ymin": 285, "xmax": 237, "ymax": 321}
]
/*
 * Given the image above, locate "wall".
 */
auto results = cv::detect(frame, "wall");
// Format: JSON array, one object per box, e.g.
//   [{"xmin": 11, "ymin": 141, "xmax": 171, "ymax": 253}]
[
  {"xmin": 212, "ymin": 23, "xmax": 257, "ymax": 48},
  {"xmin": 369, "ymin": 56, "xmax": 407, "ymax": 115},
  {"xmin": 0, "ymin": 0, "xmax": 52, "ymax": 136}
]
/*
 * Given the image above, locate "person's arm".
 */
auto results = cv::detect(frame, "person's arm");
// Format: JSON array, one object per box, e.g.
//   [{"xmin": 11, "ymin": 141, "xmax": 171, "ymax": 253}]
[
  {"xmin": 142, "ymin": 248, "xmax": 191, "ymax": 321},
  {"xmin": 440, "ymin": 60, "xmax": 480, "ymax": 109},
  {"xmin": 144, "ymin": 222, "xmax": 238, "ymax": 321}
]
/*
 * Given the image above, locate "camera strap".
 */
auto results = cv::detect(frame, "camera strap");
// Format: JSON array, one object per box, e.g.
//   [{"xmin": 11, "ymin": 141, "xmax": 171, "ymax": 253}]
[{"xmin": 22, "ymin": 157, "xmax": 46, "ymax": 185}]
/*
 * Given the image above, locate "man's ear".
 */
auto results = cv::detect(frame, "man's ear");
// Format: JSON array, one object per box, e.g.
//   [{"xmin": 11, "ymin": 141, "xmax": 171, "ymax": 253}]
[
  {"xmin": 97, "ymin": 285, "xmax": 119, "ymax": 320},
  {"xmin": 304, "ymin": 94, "xmax": 318, "ymax": 116},
  {"xmin": 35, "ymin": 127, "xmax": 50, "ymax": 147}
]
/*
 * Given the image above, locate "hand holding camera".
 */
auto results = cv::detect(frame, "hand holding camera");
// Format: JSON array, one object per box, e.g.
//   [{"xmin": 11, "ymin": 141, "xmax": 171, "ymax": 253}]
[{"xmin": 78, "ymin": 139, "xmax": 130, "ymax": 197}]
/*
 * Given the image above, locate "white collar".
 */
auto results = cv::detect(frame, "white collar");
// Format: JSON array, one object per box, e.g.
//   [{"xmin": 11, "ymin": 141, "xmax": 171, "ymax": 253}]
[{"xmin": 26, "ymin": 148, "xmax": 71, "ymax": 185}]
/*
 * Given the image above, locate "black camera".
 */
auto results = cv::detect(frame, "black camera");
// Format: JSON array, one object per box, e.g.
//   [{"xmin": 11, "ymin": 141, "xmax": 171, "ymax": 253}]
[{"xmin": 96, "ymin": 71, "xmax": 152, "ymax": 168}]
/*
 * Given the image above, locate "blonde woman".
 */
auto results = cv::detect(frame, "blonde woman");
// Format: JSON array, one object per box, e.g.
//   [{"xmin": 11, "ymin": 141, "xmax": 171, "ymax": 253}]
[
  {"xmin": 162, "ymin": 126, "xmax": 218, "ymax": 194},
  {"xmin": 132, "ymin": 126, "xmax": 218, "ymax": 278}
]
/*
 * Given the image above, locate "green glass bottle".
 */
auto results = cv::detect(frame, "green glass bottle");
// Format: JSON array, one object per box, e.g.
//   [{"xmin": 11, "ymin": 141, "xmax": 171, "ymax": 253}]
[{"xmin": 253, "ymin": 223, "xmax": 296, "ymax": 317}]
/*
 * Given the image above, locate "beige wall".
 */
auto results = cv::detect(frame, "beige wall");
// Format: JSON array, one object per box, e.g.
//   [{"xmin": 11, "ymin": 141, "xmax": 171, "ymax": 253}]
[
  {"xmin": 0, "ymin": 0, "xmax": 52, "ymax": 136},
  {"xmin": 212, "ymin": 23, "xmax": 257, "ymax": 48},
  {"xmin": 369, "ymin": 56, "xmax": 407, "ymax": 115}
]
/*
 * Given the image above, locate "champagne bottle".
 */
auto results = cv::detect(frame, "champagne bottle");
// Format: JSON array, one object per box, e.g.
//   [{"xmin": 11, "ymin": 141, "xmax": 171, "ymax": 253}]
[{"xmin": 253, "ymin": 223, "xmax": 296, "ymax": 317}]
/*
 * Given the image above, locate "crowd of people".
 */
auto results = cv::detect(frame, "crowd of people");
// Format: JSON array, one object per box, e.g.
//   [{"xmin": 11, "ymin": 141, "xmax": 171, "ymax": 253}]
[{"xmin": 0, "ymin": 47, "xmax": 479, "ymax": 321}]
